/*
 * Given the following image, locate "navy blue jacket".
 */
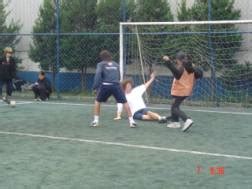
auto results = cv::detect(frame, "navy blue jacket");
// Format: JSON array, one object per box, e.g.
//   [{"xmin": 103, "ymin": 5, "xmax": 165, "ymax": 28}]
[
  {"xmin": 93, "ymin": 61, "xmax": 121, "ymax": 90},
  {"xmin": 37, "ymin": 77, "xmax": 52, "ymax": 93}
]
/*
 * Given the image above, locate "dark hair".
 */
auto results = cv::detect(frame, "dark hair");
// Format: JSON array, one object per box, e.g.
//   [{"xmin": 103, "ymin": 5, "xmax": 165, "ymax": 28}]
[
  {"xmin": 100, "ymin": 50, "xmax": 112, "ymax": 61},
  {"xmin": 176, "ymin": 51, "xmax": 194, "ymax": 74},
  {"xmin": 121, "ymin": 79, "xmax": 134, "ymax": 91},
  {"xmin": 39, "ymin": 71, "xmax": 45, "ymax": 76}
]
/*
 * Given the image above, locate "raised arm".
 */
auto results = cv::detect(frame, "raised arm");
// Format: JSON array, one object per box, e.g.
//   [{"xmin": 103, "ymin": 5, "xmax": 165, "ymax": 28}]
[
  {"xmin": 163, "ymin": 56, "xmax": 183, "ymax": 80},
  {"xmin": 144, "ymin": 72, "xmax": 156, "ymax": 89}
]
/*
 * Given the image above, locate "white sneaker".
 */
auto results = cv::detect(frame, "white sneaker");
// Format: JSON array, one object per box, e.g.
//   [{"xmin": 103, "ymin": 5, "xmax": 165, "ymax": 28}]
[
  {"xmin": 167, "ymin": 122, "xmax": 181, "ymax": 128},
  {"xmin": 113, "ymin": 116, "xmax": 122, "ymax": 120},
  {"xmin": 90, "ymin": 121, "xmax": 99, "ymax": 127},
  {"xmin": 182, "ymin": 119, "xmax": 193, "ymax": 132},
  {"xmin": 130, "ymin": 121, "xmax": 137, "ymax": 128}
]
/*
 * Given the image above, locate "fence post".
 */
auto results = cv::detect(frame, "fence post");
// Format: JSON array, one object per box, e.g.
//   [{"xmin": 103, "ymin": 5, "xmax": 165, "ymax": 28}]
[
  {"xmin": 208, "ymin": 0, "xmax": 218, "ymax": 106},
  {"xmin": 55, "ymin": 0, "xmax": 61, "ymax": 99},
  {"xmin": 120, "ymin": 0, "xmax": 127, "ymax": 79}
]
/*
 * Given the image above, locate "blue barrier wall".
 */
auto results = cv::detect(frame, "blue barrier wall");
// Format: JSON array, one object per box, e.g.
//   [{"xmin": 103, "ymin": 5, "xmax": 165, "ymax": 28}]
[
  {"xmin": 17, "ymin": 71, "xmax": 95, "ymax": 91},
  {"xmin": 17, "ymin": 71, "xmax": 251, "ymax": 100}
]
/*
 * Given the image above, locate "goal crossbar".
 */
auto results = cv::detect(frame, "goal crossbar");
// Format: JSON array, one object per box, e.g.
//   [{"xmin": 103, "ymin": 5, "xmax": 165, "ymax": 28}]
[{"xmin": 120, "ymin": 20, "xmax": 252, "ymax": 26}]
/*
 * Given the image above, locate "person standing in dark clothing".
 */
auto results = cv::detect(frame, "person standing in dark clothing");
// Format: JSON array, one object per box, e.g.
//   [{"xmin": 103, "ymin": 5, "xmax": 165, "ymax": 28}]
[
  {"xmin": 0, "ymin": 47, "xmax": 16, "ymax": 103},
  {"xmin": 163, "ymin": 52, "xmax": 203, "ymax": 132},
  {"xmin": 32, "ymin": 71, "xmax": 52, "ymax": 101},
  {"xmin": 91, "ymin": 50, "xmax": 136, "ymax": 128}
]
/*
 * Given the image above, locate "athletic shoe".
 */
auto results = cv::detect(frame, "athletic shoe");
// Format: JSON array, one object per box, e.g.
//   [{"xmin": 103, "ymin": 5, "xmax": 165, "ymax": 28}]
[
  {"xmin": 90, "ymin": 121, "xmax": 99, "ymax": 127},
  {"xmin": 166, "ymin": 116, "xmax": 172, "ymax": 122},
  {"xmin": 167, "ymin": 122, "xmax": 181, "ymax": 128},
  {"xmin": 113, "ymin": 116, "xmax": 122, "ymax": 120},
  {"xmin": 2, "ymin": 96, "xmax": 10, "ymax": 104},
  {"xmin": 129, "ymin": 122, "xmax": 137, "ymax": 128},
  {"xmin": 158, "ymin": 116, "xmax": 167, "ymax": 124},
  {"xmin": 182, "ymin": 119, "xmax": 193, "ymax": 132}
]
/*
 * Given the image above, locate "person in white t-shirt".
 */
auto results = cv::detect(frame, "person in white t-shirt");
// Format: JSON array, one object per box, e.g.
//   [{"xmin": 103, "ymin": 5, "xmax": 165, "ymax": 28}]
[{"xmin": 114, "ymin": 73, "xmax": 166, "ymax": 122}]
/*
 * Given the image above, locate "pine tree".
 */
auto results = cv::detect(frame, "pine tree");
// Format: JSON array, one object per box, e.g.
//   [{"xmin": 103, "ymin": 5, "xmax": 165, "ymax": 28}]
[
  {"xmin": 0, "ymin": 0, "xmax": 21, "ymax": 54},
  {"xmin": 96, "ymin": 0, "xmax": 123, "ymax": 61},
  {"xmin": 177, "ymin": 0, "xmax": 241, "ymax": 70},
  {"xmin": 29, "ymin": 0, "xmax": 57, "ymax": 71},
  {"xmin": 60, "ymin": 0, "xmax": 97, "ymax": 90},
  {"xmin": 134, "ymin": 0, "xmax": 173, "ymax": 21}
]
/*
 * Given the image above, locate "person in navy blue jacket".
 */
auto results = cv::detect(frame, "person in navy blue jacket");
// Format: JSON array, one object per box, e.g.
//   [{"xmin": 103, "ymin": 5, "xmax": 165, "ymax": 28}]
[
  {"xmin": 91, "ymin": 50, "xmax": 136, "ymax": 128},
  {"xmin": 32, "ymin": 71, "xmax": 52, "ymax": 101}
]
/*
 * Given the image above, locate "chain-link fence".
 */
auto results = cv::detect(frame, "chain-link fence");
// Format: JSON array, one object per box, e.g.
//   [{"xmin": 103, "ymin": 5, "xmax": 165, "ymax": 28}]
[{"xmin": 0, "ymin": 0, "xmax": 252, "ymax": 105}]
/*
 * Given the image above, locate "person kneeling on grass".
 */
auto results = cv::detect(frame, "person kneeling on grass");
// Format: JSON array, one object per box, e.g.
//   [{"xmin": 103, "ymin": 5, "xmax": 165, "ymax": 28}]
[
  {"xmin": 163, "ymin": 51, "xmax": 203, "ymax": 132},
  {"xmin": 114, "ymin": 72, "xmax": 166, "ymax": 123},
  {"xmin": 32, "ymin": 71, "xmax": 52, "ymax": 101}
]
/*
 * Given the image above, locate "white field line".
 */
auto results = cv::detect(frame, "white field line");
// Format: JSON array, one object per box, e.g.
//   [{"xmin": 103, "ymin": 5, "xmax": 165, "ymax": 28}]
[
  {"xmin": 0, "ymin": 131, "xmax": 251, "ymax": 160},
  {"xmin": 21, "ymin": 100, "xmax": 252, "ymax": 116},
  {"xmin": 0, "ymin": 101, "xmax": 34, "ymax": 107}
]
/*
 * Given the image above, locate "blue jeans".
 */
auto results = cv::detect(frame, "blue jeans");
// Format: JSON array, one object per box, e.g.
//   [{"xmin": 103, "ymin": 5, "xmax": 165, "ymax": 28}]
[{"xmin": 0, "ymin": 79, "xmax": 13, "ymax": 96}]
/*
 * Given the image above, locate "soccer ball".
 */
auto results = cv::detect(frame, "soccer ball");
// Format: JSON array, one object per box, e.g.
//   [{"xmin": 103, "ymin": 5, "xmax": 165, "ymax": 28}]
[{"xmin": 10, "ymin": 100, "xmax": 16, "ymax": 108}]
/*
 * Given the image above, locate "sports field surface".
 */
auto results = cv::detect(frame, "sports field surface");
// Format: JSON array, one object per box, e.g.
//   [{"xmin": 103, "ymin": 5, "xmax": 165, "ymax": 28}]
[{"xmin": 0, "ymin": 100, "xmax": 252, "ymax": 189}]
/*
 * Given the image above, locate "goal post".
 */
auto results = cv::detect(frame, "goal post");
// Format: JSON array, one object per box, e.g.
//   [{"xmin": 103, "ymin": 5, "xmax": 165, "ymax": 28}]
[{"xmin": 119, "ymin": 20, "xmax": 252, "ymax": 106}]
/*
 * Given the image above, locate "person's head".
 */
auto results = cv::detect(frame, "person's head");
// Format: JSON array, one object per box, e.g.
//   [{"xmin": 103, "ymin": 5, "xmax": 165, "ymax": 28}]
[
  {"xmin": 176, "ymin": 51, "xmax": 194, "ymax": 73},
  {"xmin": 122, "ymin": 79, "xmax": 134, "ymax": 94},
  {"xmin": 175, "ymin": 51, "xmax": 186, "ymax": 66},
  {"xmin": 100, "ymin": 50, "xmax": 112, "ymax": 62},
  {"xmin": 4, "ymin": 47, "xmax": 13, "ymax": 58},
  {"xmin": 39, "ymin": 71, "xmax": 46, "ymax": 80}
]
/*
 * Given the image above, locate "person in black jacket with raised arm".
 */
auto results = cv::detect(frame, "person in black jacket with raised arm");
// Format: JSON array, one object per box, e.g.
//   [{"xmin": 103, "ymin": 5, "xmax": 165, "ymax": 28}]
[
  {"xmin": 0, "ymin": 47, "xmax": 16, "ymax": 104},
  {"xmin": 32, "ymin": 71, "xmax": 52, "ymax": 101}
]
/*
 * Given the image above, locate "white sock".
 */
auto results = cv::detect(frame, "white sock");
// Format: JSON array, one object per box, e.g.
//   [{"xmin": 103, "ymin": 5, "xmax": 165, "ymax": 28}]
[
  {"xmin": 157, "ymin": 116, "xmax": 162, "ymax": 120},
  {"xmin": 117, "ymin": 103, "xmax": 123, "ymax": 114},
  {"xmin": 128, "ymin": 116, "xmax": 134, "ymax": 123},
  {"xmin": 94, "ymin": 115, "xmax": 99, "ymax": 122}
]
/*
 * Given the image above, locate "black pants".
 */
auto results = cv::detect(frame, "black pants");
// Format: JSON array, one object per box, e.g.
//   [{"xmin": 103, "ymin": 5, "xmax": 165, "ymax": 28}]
[
  {"xmin": 0, "ymin": 79, "xmax": 13, "ymax": 96},
  {"xmin": 32, "ymin": 85, "xmax": 50, "ymax": 101},
  {"xmin": 170, "ymin": 96, "xmax": 188, "ymax": 122}
]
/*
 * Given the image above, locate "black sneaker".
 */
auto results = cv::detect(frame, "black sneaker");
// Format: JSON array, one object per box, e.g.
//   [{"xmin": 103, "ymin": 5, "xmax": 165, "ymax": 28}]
[
  {"xmin": 158, "ymin": 116, "xmax": 167, "ymax": 124},
  {"xmin": 2, "ymin": 96, "xmax": 10, "ymax": 104}
]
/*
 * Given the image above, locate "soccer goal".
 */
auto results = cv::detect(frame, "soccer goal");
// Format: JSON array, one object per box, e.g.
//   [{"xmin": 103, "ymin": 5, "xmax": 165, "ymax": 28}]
[{"xmin": 119, "ymin": 20, "xmax": 252, "ymax": 106}]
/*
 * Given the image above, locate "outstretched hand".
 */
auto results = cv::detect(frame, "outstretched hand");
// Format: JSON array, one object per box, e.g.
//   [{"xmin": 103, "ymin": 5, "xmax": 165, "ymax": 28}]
[{"xmin": 150, "ymin": 71, "xmax": 156, "ymax": 80}]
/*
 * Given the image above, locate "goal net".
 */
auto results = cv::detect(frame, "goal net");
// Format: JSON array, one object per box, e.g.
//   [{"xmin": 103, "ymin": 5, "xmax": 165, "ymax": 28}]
[{"xmin": 120, "ymin": 20, "xmax": 252, "ymax": 106}]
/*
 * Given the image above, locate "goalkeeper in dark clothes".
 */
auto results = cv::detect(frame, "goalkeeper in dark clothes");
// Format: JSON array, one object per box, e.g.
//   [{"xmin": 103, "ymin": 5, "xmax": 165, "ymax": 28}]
[
  {"xmin": 32, "ymin": 71, "xmax": 52, "ymax": 101},
  {"xmin": 163, "ymin": 52, "xmax": 203, "ymax": 132}
]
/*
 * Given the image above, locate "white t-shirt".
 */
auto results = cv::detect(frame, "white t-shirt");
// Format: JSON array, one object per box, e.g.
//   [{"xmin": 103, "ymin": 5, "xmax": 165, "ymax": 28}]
[{"xmin": 126, "ymin": 84, "xmax": 146, "ymax": 115}]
